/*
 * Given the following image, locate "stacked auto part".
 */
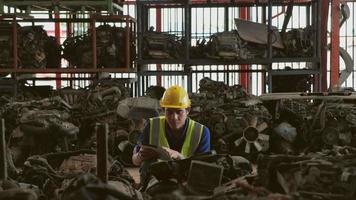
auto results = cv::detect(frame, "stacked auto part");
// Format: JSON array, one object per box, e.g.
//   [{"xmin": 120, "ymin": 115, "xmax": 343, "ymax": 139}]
[
  {"xmin": 142, "ymin": 30, "xmax": 183, "ymax": 59},
  {"xmin": 20, "ymin": 26, "xmax": 61, "ymax": 68},
  {"xmin": 62, "ymin": 24, "xmax": 134, "ymax": 68},
  {"xmin": 282, "ymin": 26, "xmax": 314, "ymax": 57},
  {"xmin": 257, "ymin": 151, "xmax": 356, "ymax": 199},
  {"xmin": 0, "ymin": 24, "xmax": 61, "ymax": 72},
  {"xmin": 190, "ymin": 77, "xmax": 272, "ymax": 158},
  {"xmin": 190, "ymin": 20, "xmax": 316, "ymax": 60}
]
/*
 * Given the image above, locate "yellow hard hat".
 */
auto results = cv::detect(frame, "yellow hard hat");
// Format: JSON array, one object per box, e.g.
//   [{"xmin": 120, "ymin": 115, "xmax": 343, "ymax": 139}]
[{"xmin": 160, "ymin": 85, "xmax": 191, "ymax": 109}]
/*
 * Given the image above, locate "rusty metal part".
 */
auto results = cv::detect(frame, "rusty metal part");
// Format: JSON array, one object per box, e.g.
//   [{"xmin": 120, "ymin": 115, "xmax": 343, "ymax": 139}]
[
  {"xmin": 59, "ymin": 154, "xmax": 97, "ymax": 174},
  {"xmin": 0, "ymin": 188, "xmax": 38, "ymax": 200},
  {"xmin": 190, "ymin": 78, "xmax": 271, "ymax": 156},
  {"xmin": 273, "ymin": 122, "xmax": 297, "ymax": 143},
  {"xmin": 282, "ymin": 26, "xmax": 314, "ymax": 57},
  {"xmin": 145, "ymin": 86, "xmax": 166, "ymax": 100},
  {"xmin": 143, "ymin": 30, "xmax": 183, "ymax": 59},
  {"xmin": 63, "ymin": 24, "xmax": 134, "ymax": 68},
  {"xmin": 235, "ymin": 19, "xmax": 284, "ymax": 49},
  {"xmin": 60, "ymin": 173, "xmax": 138, "ymax": 200},
  {"xmin": 233, "ymin": 113, "xmax": 269, "ymax": 154},
  {"xmin": 257, "ymin": 153, "xmax": 356, "ymax": 199}
]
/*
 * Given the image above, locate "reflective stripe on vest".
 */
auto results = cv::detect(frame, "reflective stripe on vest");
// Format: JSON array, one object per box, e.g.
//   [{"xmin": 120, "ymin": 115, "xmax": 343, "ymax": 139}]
[{"xmin": 149, "ymin": 116, "xmax": 204, "ymax": 158}]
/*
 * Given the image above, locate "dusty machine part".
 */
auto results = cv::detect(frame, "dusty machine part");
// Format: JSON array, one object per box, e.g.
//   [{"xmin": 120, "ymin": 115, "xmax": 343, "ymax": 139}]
[
  {"xmin": 213, "ymin": 178, "xmax": 293, "ymax": 200},
  {"xmin": 261, "ymin": 93, "xmax": 356, "ymax": 153},
  {"xmin": 257, "ymin": 153, "xmax": 356, "ymax": 199},
  {"xmin": 117, "ymin": 96, "xmax": 160, "ymax": 120},
  {"xmin": 145, "ymin": 85, "xmax": 166, "ymax": 100},
  {"xmin": 146, "ymin": 154, "xmax": 258, "ymax": 199},
  {"xmin": 142, "ymin": 30, "xmax": 183, "ymax": 59},
  {"xmin": 149, "ymin": 154, "xmax": 252, "ymax": 188},
  {"xmin": 59, "ymin": 173, "xmax": 138, "ymax": 200},
  {"xmin": 0, "ymin": 188, "xmax": 38, "ymax": 200},
  {"xmin": 58, "ymin": 88, "xmax": 86, "ymax": 108},
  {"xmin": 19, "ymin": 155, "xmax": 64, "ymax": 199},
  {"xmin": 62, "ymin": 24, "xmax": 134, "ymax": 68},
  {"xmin": 282, "ymin": 26, "xmax": 314, "ymax": 57},
  {"xmin": 231, "ymin": 113, "xmax": 270, "ymax": 154},
  {"xmin": 206, "ymin": 30, "xmax": 241, "ymax": 59},
  {"xmin": 204, "ymin": 19, "xmax": 284, "ymax": 60},
  {"xmin": 190, "ymin": 77, "xmax": 271, "ymax": 157},
  {"xmin": 58, "ymin": 154, "xmax": 97, "ymax": 175},
  {"xmin": 2, "ymin": 97, "xmax": 78, "ymax": 165},
  {"xmin": 19, "ymin": 26, "xmax": 61, "ymax": 68}
]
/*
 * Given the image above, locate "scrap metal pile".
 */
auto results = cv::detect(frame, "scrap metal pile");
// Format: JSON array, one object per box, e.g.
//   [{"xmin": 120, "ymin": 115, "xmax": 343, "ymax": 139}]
[
  {"xmin": 2, "ymin": 79, "xmax": 356, "ymax": 199},
  {"xmin": 257, "ymin": 150, "xmax": 356, "ymax": 200},
  {"xmin": 0, "ymin": 23, "xmax": 61, "ymax": 70},
  {"xmin": 62, "ymin": 24, "xmax": 135, "ymax": 68},
  {"xmin": 0, "ymin": 78, "xmax": 152, "ymax": 199}
]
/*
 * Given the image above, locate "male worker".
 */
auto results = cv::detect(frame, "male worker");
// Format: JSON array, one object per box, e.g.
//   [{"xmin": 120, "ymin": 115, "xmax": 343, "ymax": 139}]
[{"xmin": 132, "ymin": 85, "xmax": 211, "ymax": 188}]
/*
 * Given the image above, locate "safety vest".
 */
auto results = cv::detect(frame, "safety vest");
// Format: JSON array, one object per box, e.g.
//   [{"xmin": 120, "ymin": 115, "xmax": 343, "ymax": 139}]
[{"xmin": 149, "ymin": 116, "xmax": 204, "ymax": 158}]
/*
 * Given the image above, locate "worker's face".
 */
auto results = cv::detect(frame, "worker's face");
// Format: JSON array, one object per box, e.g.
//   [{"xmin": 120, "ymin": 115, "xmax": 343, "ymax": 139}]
[{"xmin": 164, "ymin": 108, "xmax": 189, "ymax": 131}]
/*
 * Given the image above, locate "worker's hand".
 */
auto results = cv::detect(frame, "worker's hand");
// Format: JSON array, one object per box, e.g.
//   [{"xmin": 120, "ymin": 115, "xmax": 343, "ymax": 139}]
[
  {"xmin": 138, "ymin": 146, "xmax": 159, "ymax": 161},
  {"xmin": 162, "ymin": 147, "xmax": 185, "ymax": 160}
]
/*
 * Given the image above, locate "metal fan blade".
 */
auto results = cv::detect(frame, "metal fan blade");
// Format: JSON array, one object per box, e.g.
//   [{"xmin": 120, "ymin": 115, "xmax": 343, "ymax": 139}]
[
  {"xmin": 258, "ymin": 133, "xmax": 270, "ymax": 141},
  {"xmin": 256, "ymin": 122, "xmax": 268, "ymax": 132},
  {"xmin": 234, "ymin": 137, "xmax": 244, "ymax": 147},
  {"xmin": 254, "ymin": 141, "xmax": 263, "ymax": 151},
  {"xmin": 249, "ymin": 115, "xmax": 258, "ymax": 127},
  {"xmin": 245, "ymin": 142, "xmax": 251, "ymax": 153}
]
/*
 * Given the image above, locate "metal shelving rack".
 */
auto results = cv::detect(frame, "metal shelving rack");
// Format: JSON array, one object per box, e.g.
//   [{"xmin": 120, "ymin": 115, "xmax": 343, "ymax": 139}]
[
  {"xmin": 0, "ymin": 14, "xmax": 136, "ymax": 72},
  {"xmin": 0, "ymin": 1, "xmax": 137, "ymax": 94},
  {"xmin": 0, "ymin": 0, "xmax": 123, "ymax": 15},
  {"xmin": 135, "ymin": 0, "xmax": 321, "ymax": 94}
]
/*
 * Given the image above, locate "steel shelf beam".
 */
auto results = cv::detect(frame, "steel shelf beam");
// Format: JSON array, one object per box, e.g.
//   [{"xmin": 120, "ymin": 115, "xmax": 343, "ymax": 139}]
[
  {"xmin": 0, "ymin": 0, "xmax": 123, "ymax": 14},
  {"xmin": 137, "ymin": 57, "xmax": 319, "ymax": 66},
  {"xmin": 0, "ymin": 68, "xmax": 136, "ymax": 73}
]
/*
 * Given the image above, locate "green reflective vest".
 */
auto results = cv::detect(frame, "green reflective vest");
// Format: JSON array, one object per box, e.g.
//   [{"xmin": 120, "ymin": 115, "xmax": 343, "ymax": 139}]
[{"xmin": 149, "ymin": 116, "xmax": 204, "ymax": 158}]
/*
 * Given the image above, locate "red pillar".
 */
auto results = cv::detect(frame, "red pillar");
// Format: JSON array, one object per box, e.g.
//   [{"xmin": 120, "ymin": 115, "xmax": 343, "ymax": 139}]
[
  {"xmin": 55, "ymin": 13, "xmax": 61, "ymax": 89},
  {"xmin": 156, "ymin": 8, "xmax": 162, "ymax": 86},
  {"xmin": 330, "ymin": 0, "xmax": 340, "ymax": 89},
  {"xmin": 239, "ymin": 7, "xmax": 250, "ymax": 91}
]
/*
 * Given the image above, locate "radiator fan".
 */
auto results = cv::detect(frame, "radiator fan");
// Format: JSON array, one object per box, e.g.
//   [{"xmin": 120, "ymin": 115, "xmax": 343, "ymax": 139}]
[{"xmin": 233, "ymin": 113, "xmax": 269, "ymax": 154}]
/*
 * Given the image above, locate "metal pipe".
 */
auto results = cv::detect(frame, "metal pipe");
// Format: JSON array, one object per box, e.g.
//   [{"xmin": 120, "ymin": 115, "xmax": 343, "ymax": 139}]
[
  {"xmin": 55, "ymin": 13, "xmax": 61, "ymax": 89},
  {"xmin": 91, "ymin": 17, "xmax": 97, "ymax": 69},
  {"xmin": 96, "ymin": 123, "xmax": 108, "ymax": 183},
  {"xmin": 320, "ymin": 0, "xmax": 329, "ymax": 91},
  {"xmin": 0, "ymin": 119, "xmax": 8, "ymax": 180},
  {"xmin": 330, "ymin": 0, "xmax": 340, "ymax": 88},
  {"xmin": 125, "ymin": 17, "xmax": 130, "ymax": 69},
  {"xmin": 156, "ymin": 8, "xmax": 162, "ymax": 86},
  {"xmin": 12, "ymin": 16, "xmax": 18, "ymax": 69},
  {"xmin": 239, "ymin": 7, "xmax": 250, "ymax": 92}
]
